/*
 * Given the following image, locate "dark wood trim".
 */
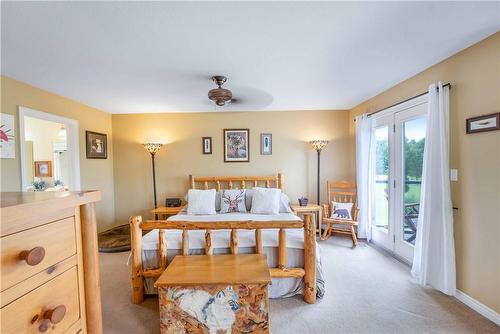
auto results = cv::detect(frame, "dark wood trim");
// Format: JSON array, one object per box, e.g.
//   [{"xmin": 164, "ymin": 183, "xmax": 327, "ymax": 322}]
[
  {"xmin": 223, "ymin": 128, "xmax": 250, "ymax": 163},
  {"xmin": 466, "ymin": 112, "xmax": 500, "ymax": 134}
]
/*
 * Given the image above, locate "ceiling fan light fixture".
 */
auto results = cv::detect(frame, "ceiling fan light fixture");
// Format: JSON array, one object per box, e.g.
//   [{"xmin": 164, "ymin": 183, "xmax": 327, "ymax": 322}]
[{"xmin": 208, "ymin": 75, "xmax": 233, "ymax": 106}]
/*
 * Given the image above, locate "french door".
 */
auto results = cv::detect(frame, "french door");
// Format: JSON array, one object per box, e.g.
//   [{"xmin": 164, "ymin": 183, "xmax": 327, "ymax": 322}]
[{"xmin": 370, "ymin": 97, "xmax": 427, "ymax": 263}]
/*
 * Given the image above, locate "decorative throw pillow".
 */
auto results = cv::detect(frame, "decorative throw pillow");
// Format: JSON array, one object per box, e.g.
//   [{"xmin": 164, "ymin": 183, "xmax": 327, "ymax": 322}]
[
  {"xmin": 187, "ymin": 189, "xmax": 217, "ymax": 215},
  {"xmin": 330, "ymin": 202, "xmax": 353, "ymax": 220},
  {"xmin": 245, "ymin": 188, "xmax": 292, "ymax": 213},
  {"xmin": 220, "ymin": 189, "xmax": 247, "ymax": 213},
  {"xmin": 250, "ymin": 187, "xmax": 281, "ymax": 215}
]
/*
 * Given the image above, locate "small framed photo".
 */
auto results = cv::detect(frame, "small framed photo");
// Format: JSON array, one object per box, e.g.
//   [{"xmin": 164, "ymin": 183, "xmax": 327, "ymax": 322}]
[
  {"xmin": 224, "ymin": 129, "xmax": 249, "ymax": 162},
  {"xmin": 466, "ymin": 112, "xmax": 500, "ymax": 134},
  {"xmin": 86, "ymin": 131, "xmax": 107, "ymax": 159},
  {"xmin": 202, "ymin": 137, "xmax": 212, "ymax": 154},
  {"xmin": 261, "ymin": 133, "xmax": 272, "ymax": 155},
  {"xmin": 34, "ymin": 161, "xmax": 52, "ymax": 177}
]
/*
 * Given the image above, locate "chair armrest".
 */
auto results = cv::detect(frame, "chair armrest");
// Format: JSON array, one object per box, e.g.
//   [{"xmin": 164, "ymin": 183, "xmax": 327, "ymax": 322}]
[
  {"xmin": 322, "ymin": 204, "xmax": 330, "ymax": 218},
  {"xmin": 353, "ymin": 207, "xmax": 359, "ymax": 222}
]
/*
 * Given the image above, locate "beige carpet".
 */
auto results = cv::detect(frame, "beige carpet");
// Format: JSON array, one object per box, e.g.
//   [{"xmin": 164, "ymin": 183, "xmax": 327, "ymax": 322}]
[{"xmin": 99, "ymin": 236, "xmax": 499, "ymax": 334}]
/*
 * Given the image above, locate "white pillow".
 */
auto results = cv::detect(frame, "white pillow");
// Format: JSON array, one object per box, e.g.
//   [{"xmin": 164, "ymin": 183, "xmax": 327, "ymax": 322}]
[
  {"xmin": 187, "ymin": 189, "xmax": 217, "ymax": 215},
  {"xmin": 250, "ymin": 187, "xmax": 281, "ymax": 215},
  {"xmin": 220, "ymin": 189, "xmax": 247, "ymax": 213},
  {"xmin": 215, "ymin": 191, "xmax": 221, "ymax": 211},
  {"xmin": 279, "ymin": 192, "xmax": 293, "ymax": 213},
  {"xmin": 245, "ymin": 189, "xmax": 254, "ymax": 211},
  {"xmin": 330, "ymin": 202, "xmax": 353, "ymax": 220},
  {"xmin": 186, "ymin": 191, "xmax": 221, "ymax": 211},
  {"xmin": 245, "ymin": 189, "xmax": 292, "ymax": 213}
]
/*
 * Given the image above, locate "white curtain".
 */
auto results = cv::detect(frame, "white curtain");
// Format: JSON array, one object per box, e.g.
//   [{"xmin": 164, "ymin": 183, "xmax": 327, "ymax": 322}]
[
  {"xmin": 355, "ymin": 114, "xmax": 373, "ymax": 240},
  {"xmin": 411, "ymin": 82, "xmax": 456, "ymax": 295}
]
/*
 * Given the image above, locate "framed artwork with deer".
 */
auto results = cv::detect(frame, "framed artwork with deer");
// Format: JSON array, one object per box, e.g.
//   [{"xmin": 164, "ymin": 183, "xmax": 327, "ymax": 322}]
[{"xmin": 224, "ymin": 129, "xmax": 249, "ymax": 162}]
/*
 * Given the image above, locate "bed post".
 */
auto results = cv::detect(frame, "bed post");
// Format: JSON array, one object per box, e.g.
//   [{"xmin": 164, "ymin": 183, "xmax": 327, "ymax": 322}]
[
  {"xmin": 303, "ymin": 213, "xmax": 317, "ymax": 304},
  {"xmin": 189, "ymin": 174, "xmax": 195, "ymax": 189},
  {"xmin": 130, "ymin": 215, "xmax": 144, "ymax": 304},
  {"xmin": 278, "ymin": 172, "xmax": 284, "ymax": 190}
]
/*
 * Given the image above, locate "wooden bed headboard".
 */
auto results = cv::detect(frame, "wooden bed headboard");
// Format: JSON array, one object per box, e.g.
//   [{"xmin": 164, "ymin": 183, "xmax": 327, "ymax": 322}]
[{"xmin": 189, "ymin": 173, "xmax": 284, "ymax": 191}]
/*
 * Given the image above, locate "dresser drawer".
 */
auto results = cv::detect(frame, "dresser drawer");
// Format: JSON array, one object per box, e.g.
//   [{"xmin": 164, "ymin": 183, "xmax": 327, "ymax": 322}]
[
  {"xmin": 1, "ymin": 266, "xmax": 81, "ymax": 334},
  {"xmin": 1, "ymin": 217, "xmax": 77, "ymax": 291}
]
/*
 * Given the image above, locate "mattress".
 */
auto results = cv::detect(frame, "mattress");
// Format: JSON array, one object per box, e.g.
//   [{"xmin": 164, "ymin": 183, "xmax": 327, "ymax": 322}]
[{"xmin": 137, "ymin": 211, "xmax": 325, "ymax": 299}]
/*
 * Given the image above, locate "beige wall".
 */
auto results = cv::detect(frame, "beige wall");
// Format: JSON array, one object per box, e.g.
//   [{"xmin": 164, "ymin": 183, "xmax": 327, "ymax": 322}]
[
  {"xmin": 1, "ymin": 76, "xmax": 115, "ymax": 230},
  {"xmin": 112, "ymin": 110, "xmax": 352, "ymax": 223},
  {"xmin": 349, "ymin": 32, "xmax": 500, "ymax": 312}
]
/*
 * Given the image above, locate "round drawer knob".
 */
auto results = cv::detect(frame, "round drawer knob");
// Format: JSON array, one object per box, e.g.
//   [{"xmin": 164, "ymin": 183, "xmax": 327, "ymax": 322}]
[
  {"xmin": 44, "ymin": 305, "xmax": 66, "ymax": 324},
  {"xmin": 19, "ymin": 247, "xmax": 45, "ymax": 266}
]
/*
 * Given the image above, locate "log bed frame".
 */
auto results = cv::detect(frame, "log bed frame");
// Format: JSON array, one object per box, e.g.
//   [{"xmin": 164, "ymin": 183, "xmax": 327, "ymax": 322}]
[{"xmin": 130, "ymin": 174, "xmax": 317, "ymax": 304}]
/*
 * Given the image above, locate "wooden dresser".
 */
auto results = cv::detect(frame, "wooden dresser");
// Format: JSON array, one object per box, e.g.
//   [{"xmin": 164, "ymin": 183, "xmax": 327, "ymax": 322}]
[{"xmin": 1, "ymin": 191, "xmax": 103, "ymax": 334}]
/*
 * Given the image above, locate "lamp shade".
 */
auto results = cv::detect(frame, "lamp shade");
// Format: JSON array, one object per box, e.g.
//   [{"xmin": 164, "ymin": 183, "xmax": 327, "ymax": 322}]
[
  {"xmin": 309, "ymin": 140, "xmax": 329, "ymax": 152},
  {"xmin": 143, "ymin": 143, "xmax": 163, "ymax": 155}
]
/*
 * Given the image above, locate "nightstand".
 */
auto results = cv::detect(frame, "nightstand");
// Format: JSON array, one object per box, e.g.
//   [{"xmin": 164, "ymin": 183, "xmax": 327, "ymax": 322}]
[
  {"xmin": 290, "ymin": 204, "xmax": 323, "ymax": 236},
  {"xmin": 151, "ymin": 205, "xmax": 184, "ymax": 219}
]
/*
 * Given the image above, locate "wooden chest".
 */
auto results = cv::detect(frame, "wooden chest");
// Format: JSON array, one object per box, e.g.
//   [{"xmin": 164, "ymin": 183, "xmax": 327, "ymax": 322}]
[
  {"xmin": 155, "ymin": 254, "xmax": 272, "ymax": 334},
  {"xmin": 0, "ymin": 191, "xmax": 103, "ymax": 334}
]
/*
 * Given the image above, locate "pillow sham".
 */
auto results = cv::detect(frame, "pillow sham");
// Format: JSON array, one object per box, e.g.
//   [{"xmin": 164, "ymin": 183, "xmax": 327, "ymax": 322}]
[
  {"xmin": 245, "ymin": 188, "xmax": 292, "ymax": 213},
  {"xmin": 220, "ymin": 189, "xmax": 247, "ymax": 213},
  {"xmin": 331, "ymin": 202, "xmax": 353, "ymax": 220},
  {"xmin": 250, "ymin": 187, "xmax": 281, "ymax": 215},
  {"xmin": 187, "ymin": 189, "xmax": 217, "ymax": 215},
  {"xmin": 279, "ymin": 192, "xmax": 293, "ymax": 213},
  {"xmin": 186, "ymin": 191, "xmax": 221, "ymax": 211}
]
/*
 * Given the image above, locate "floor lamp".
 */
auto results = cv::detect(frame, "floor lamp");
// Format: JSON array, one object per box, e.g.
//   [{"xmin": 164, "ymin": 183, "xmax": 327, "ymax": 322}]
[
  {"xmin": 310, "ymin": 140, "xmax": 329, "ymax": 205},
  {"xmin": 143, "ymin": 143, "xmax": 163, "ymax": 215}
]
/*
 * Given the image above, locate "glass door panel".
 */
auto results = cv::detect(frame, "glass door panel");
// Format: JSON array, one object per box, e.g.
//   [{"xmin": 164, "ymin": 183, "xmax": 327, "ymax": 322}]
[
  {"xmin": 374, "ymin": 126, "xmax": 390, "ymax": 230},
  {"xmin": 370, "ymin": 113, "xmax": 394, "ymax": 251},
  {"xmin": 402, "ymin": 117, "xmax": 426, "ymax": 245},
  {"xmin": 393, "ymin": 101, "xmax": 427, "ymax": 263}
]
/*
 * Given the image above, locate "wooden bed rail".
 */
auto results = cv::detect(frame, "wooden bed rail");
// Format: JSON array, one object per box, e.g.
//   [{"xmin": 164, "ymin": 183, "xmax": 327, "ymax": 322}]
[{"xmin": 130, "ymin": 214, "xmax": 316, "ymax": 304}]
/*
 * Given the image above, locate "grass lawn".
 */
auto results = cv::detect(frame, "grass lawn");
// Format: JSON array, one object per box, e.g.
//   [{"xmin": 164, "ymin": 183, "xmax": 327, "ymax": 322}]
[{"xmin": 374, "ymin": 181, "xmax": 421, "ymax": 228}]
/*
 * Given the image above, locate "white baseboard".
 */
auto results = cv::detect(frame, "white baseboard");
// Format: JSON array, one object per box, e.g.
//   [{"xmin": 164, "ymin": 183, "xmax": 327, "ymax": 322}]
[{"xmin": 455, "ymin": 289, "xmax": 500, "ymax": 326}]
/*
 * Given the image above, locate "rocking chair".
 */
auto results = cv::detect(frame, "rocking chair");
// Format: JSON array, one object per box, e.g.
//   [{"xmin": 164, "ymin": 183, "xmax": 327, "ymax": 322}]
[{"xmin": 321, "ymin": 181, "xmax": 359, "ymax": 246}]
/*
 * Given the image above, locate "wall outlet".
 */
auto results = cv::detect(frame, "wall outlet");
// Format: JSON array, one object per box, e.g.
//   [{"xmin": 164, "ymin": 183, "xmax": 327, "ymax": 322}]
[{"xmin": 450, "ymin": 169, "xmax": 458, "ymax": 181}]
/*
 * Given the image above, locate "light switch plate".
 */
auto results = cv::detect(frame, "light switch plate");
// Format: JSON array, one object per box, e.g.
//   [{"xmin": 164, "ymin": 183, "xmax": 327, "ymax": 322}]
[{"xmin": 450, "ymin": 169, "xmax": 458, "ymax": 181}]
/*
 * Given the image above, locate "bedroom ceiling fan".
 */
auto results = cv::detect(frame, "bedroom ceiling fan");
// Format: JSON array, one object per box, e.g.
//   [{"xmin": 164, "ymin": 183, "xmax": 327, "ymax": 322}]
[{"xmin": 208, "ymin": 76, "xmax": 236, "ymax": 106}]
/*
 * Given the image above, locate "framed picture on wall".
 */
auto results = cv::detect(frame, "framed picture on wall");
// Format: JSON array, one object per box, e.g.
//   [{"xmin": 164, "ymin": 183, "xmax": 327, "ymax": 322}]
[
  {"xmin": 261, "ymin": 133, "xmax": 272, "ymax": 155},
  {"xmin": 34, "ymin": 161, "xmax": 52, "ymax": 177},
  {"xmin": 224, "ymin": 129, "xmax": 249, "ymax": 162},
  {"xmin": 202, "ymin": 137, "xmax": 212, "ymax": 154},
  {"xmin": 0, "ymin": 113, "xmax": 16, "ymax": 159},
  {"xmin": 466, "ymin": 112, "xmax": 500, "ymax": 134},
  {"xmin": 86, "ymin": 131, "xmax": 107, "ymax": 159}
]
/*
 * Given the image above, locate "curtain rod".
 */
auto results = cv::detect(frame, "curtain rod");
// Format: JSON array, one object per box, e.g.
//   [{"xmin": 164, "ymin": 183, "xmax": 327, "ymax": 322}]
[
  {"xmin": 354, "ymin": 83, "xmax": 451, "ymax": 121},
  {"xmin": 367, "ymin": 82, "xmax": 451, "ymax": 118}
]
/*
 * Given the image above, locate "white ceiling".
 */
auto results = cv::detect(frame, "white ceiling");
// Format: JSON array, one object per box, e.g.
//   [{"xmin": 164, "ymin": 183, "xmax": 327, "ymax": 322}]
[{"xmin": 2, "ymin": 2, "xmax": 499, "ymax": 114}]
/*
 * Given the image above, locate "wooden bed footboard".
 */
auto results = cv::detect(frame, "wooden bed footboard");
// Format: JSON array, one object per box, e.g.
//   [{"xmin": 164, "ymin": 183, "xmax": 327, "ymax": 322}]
[{"xmin": 130, "ymin": 214, "xmax": 317, "ymax": 304}]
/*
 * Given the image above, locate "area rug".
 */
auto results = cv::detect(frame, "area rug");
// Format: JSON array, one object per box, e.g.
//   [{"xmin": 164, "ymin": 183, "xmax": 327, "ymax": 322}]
[{"xmin": 98, "ymin": 224, "xmax": 131, "ymax": 253}]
